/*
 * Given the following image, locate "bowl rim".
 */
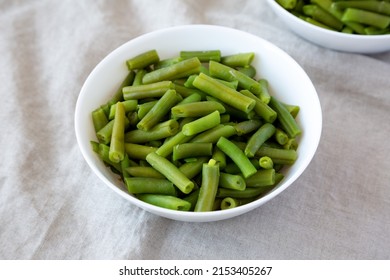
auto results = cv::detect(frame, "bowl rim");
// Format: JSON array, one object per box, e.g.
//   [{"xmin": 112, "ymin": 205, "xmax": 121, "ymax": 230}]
[
  {"xmin": 266, "ymin": 0, "xmax": 390, "ymax": 39},
  {"xmin": 75, "ymin": 24, "xmax": 322, "ymax": 222}
]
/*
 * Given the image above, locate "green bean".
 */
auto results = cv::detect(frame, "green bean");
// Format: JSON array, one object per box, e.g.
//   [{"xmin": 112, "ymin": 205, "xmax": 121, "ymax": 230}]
[
  {"xmin": 194, "ymin": 159, "xmax": 220, "ymax": 212},
  {"xmin": 257, "ymin": 79, "xmax": 272, "ymax": 105},
  {"xmin": 137, "ymin": 100, "xmax": 158, "ymax": 120},
  {"xmin": 209, "ymin": 61, "xmax": 268, "ymax": 101},
  {"xmin": 245, "ymin": 169, "xmax": 276, "ymax": 187},
  {"xmin": 276, "ymin": 0, "xmax": 298, "ymax": 9},
  {"xmin": 146, "ymin": 152, "xmax": 194, "ymax": 194},
  {"xmin": 283, "ymin": 138, "xmax": 299, "ymax": 150},
  {"xmin": 216, "ymin": 187, "xmax": 272, "ymax": 199},
  {"xmin": 333, "ymin": 1, "xmax": 390, "ymax": 16},
  {"xmin": 142, "ymin": 57, "xmax": 201, "ymax": 84},
  {"xmin": 341, "ymin": 7, "xmax": 390, "ymax": 28},
  {"xmin": 108, "ymin": 100, "xmax": 138, "ymax": 120},
  {"xmin": 212, "ymin": 146, "xmax": 227, "ymax": 169},
  {"xmin": 180, "ymin": 50, "xmax": 221, "ymax": 62},
  {"xmin": 206, "ymin": 96, "xmax": 257, "ymax": 120},
  {"xmin": 236, "ymin": 65, "xmax": 257, "ymax": 79},
  {"xmin": 92, "ymin": 107, "xmax": 109, "ymax": 133},
  {"xmin": 156, "ymin": 131, "xmax": 193, "ymax": 157},
  {"xmin": 125, "ymin": 177, "xmax": 177, "ymax": 195},
  {"xmin": 190, "ymin": 124, "xmax": 236, "ymax": 143},
  {"xmin": 175, "ymin": 93, "xmax": 202, "ymax": 107},
  {"xmin": 245, "ymin": 123, "xmax": 276, "ymax": 158},
  {"xmin": 216, "ymin": 137, "xmax": 257, "ymax": 179},
  {"xmin": 234, "ymin": 120, "xmax": 262, "ymax": 136},
  {"xmin": 172, "ymin": 142, "xmax": 213, "ymax": 161},
  {"xmin": 122, "ymin": 81, "xmax": 175, "ymax": 100},
  {"xmin": 137, "ymin": 89, "xmax": 181, "ymax": 131},
  {"xmin": 154, "ymin": 57, "xmax": 183, "ymax": 70},
  {"xmin": 96, "ymin": 117, "xmax": 130, "ymax": 145},
  {"xmin": 220, "ymin": 197, "xmax": 240, "ymax": 210},
  {"xmin": 131, "ymin": 69, "xmax": 147, "ymax": 86},
  {"xmin": 282, "ymin": 102, "xmax": 300, "ymax": 118},
  {"xmin": 178, "ymin": 157, "xmax": 209, "ymax": 179},
  {"xmin": 259, "ymin": 156, "xmax": 274, "ymax": 170},
  {"xmin": 269, "ymin": 96, "xmax": 302, "ymax": 138},
  {"xmin": 173, "ymin": 83, "xmax": 208, "ymax": 99},
  {"xmin": 136, "ymin": 194, "xmax": 191, "ymax": 211},
  {"xmin": 240, "ymin": 90, "xmax": 277, "ymax": 123},
  {"xmin": 219, "ymin": 172, "xmax": 246, "ymax": 191},
  {"xmin": 256, "ymin": 146, "xmax": 298, "ymax": 165},
  {"xmin": 171, "ymin": 101, "xmax": 226, "ymax": 118},
  {"xmin": 94, "ymin": 142, "xmax": 122, "ymax": 173},
  {"xmin": 182, "ymin": 110, "xmax": 221, "ymax": 136},
  {"xmin": 221, "ymin": 52, "xmax": 255, "ymax": 67},
  {"xmin": 125, "ymin": 166, "xmax": 165, "ymax": 179},
  {"xmin": 124, "ymin": 143, "xmax": 158, "ymax": 160},
  {"xmin": 274, "ymin": 128, "xmax": 289, "ymax": 145},
  {"xmin": 126, "ymin": 49, "xmax": 160, "ymax": 70},
  {"xmin": 193, "ymin": 73, "xmax": 255, "ymax": 114},
  {"xmin": 109, "ymin": 102, "xmax": 126, "ymax": 163},
  {"xmin": 125, "ymin": 119, "xmax": 179, "ymax": 143},
  {"xmin": 121, "ymin": 154, "xmax": 135, "ymax": 179},
  {"xmin": 303, "ymin": 4, "xmax": 344, "ymax": 30}
]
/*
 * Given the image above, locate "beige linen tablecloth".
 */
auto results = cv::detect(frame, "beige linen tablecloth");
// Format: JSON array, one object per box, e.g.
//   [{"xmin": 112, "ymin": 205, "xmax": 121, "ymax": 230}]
[{"xmin": 1, "ymin": 0, "xmax": 389, "ymax": 259}]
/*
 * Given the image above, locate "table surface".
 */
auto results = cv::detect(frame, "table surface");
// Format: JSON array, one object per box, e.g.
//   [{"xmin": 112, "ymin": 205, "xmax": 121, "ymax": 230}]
[{"xmin": 1, "ymin": 0, "xmax": 389, "ymax": 260}]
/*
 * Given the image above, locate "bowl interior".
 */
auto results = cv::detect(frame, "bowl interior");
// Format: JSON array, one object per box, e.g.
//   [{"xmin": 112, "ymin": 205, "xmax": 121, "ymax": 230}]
[
  {"xmin": 266, "ymin": 0, "xmax": 390, "ymax": 53},
  {"xmin": 75, "ymin": 25, "xmax": 322, "ymax": 222}
]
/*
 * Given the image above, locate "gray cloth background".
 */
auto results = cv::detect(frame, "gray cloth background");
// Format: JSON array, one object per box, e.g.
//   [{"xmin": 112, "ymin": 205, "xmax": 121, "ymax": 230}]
[{"xmin": 1, "ymin": 0, "xmax": 389, "ymax": 260}]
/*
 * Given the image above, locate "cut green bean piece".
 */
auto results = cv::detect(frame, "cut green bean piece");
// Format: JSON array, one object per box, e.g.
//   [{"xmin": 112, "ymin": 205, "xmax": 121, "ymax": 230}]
[
  {"xmin": 234, "ymin": 120, "xmax": 262, "ymax": 136},
  {"xmin": 216, "ymin": 187, "xmax": 272, "ymax": 199},
  {"xmin": 92, "ymin": 107, "xmax": 109, "ymax": 133},
  {"xmin": 194, "ymin": 159, "xmax": 220, "ymax": 212},
  {"xmin": 269, "ymin": 96, "xmax": 301, "ymax": 138},
  {"xmin": 333, "ymin": 1, "xmax": 390, "ymax": 17},
  {"xmin": 125, "ymin": 119, "xmax": 179, "ymax": 143},
  {"xmin": 156, "ymin": 131, "xmax": 193, "ymax": 157},
  {"xmin": 180, "ymin": 50, "xmax": 221, "ymax": 62},
  {"xmin": 341, "ymin": 7, "xmax": 390, "ymax": 28},
  {"xmin": 178, "ymin": 157, "xmax": 209, "ymax": 179},
  {"xmin": 171, "ymin": 101, "xmax": 226, "ymax": 118},
  {"xmin": 142, "ymin": 57, "xmax": 201, "ymax": 84},
  {"xmin": 236, "ymin": 65, "xmax": 256, "ymax": 78},
  {"xmin": 221, "ymin": 52, "xmax": 255, "ymax": 67},
  {"xmin": 219, "ymin": 172, "xmax": 246, "ymax": 191},
  {"xmin": 137, "ymin": 194, "xmax": 191, "ymax": 211},
  {"xmin": 256, "ymin": 146, "xmax": 298, "ymax": 165},
  {"xmin": 209, "ymin": 61, "xmax": 265, "ymax": 99},
  {"xmin": 240, "ymin": 90, "xmax": 277, "ymax": 123},
  {"xmin": 123, "ymin": 81, "xmax": 175, "ymax": 100},
  {"xmin": 220, "ymin": 197, "xmax": 240, "ymax": 210},
  {"xmin": 137, "ymin": 89, "xmax": 181, "ymax": 131},
  {"xmin": 124, "ymin": 143, "xmax": 158, "ymax": 160},
  {"xmin": 303, "ymin": 4, "xmax": 344, "ymax": 30},
  {"xmin": 126, "ymin": 166, "xmax": 164, "ymax": 179},
  {"xmin": 274, "ymin": 128, "xmax": 289, "ymax": 145},
  {"xmin": 172, "ymin": 142, "xmax": 213, "ymax": 161},
  {"xmin": 174, "ymin": 83, "xmax": 208, "ymax": 99},
  {"xmin": 245, "ymin": 169, "xmax": 276, "ymax": 187},
  {"xmin": 212, "ymin": 146, "xmax": 227, "ymax": 169},
  {"xmin": 259, "ymin": 156, "xmax": 274, "ymax": 170},
  {"xmin": 182, "ymin": 110, "xmax": 221, "ymax": 136},
  {"xmin": 125, "ymin": 177, "xmax": 177, "ymax": 195},
  {"xmin": 126, "ymin": 50, "xmax": 160, "ymax": 70},
  {"xmin": 154, "ymin": 57, "xmax": 183, "ymax": 70},
  {"xmin": 95, "ymin": 143, "xmax": 122, "ymax": 173},
  {"xmin": 108, "ymin": 100, "xmax": 138, "ymax": 120},
  {"xmin": 245, "ymin": 123, "xmax": 276, "ymax": 158},
  {"xmin": 276, "ymin": 0, "xmax": 297, "ymax": 9},
  {"xmin": 190, "ymin": 124, "xmax": 236, "ymax": 143},
  {"xmin": 146, "ymin": 152, "xmax": 194, "ymax": 194},
  {"xmin": 137, "ymin": 100, "xmax": 158, "ymax": 120},
  {"xmin": 216, "ymin": 137, "xmax": 257, "ymax": 179},
  {"xmin": 193, "ymin": 73, "xmax": 255, "ymax": 113},
  {"xmin": 109, "ymin": 102, "xmax": 126, "ymax": 163}
]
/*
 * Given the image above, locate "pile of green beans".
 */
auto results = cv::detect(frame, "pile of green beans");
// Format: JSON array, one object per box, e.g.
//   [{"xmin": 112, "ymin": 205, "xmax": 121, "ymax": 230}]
[
  {"xmin": 276, "ymin": 0, "xmax": 390, "ymax": 35},
  {"xmin": 91, "ymin": 49, "xmax": 302, "ymax": 212}
]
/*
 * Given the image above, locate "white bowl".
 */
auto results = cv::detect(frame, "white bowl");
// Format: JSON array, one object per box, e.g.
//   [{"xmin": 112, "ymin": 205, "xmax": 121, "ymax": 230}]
[
  {"xmin": 267, "ymin": 0, "xmax": 390, "ymax": 53},
  {"xmin": 75, "ymin": 24, "xmax": 322, "ymax": 222}
]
